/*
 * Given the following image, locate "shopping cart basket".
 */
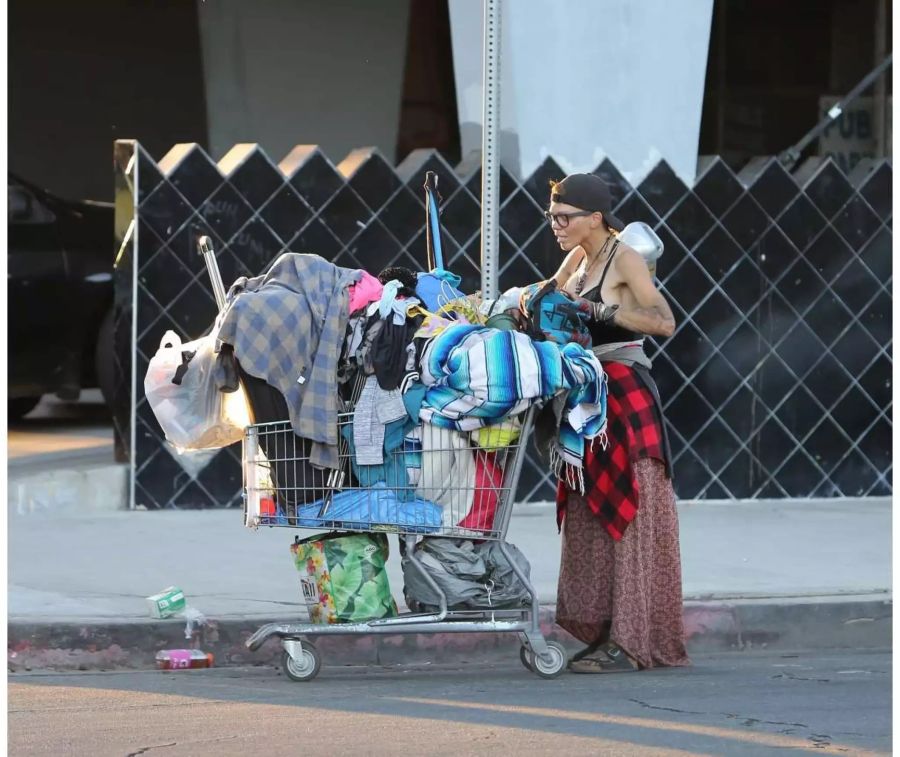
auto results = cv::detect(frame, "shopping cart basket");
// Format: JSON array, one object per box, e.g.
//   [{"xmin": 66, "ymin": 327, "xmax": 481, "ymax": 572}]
[{"xmin": 240, "ymin": 400, "xmax": 568, "ymax": 681}]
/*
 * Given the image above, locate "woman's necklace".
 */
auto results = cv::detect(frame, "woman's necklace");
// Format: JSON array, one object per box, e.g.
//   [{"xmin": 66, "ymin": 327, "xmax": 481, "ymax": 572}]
[{"xmin": 574, "ymin": 234, "xmax": 614, "ymax": 296}]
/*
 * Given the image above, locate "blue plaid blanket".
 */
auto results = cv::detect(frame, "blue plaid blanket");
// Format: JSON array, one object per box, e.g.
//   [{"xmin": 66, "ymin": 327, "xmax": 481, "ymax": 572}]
[
  {"xmin": 419, "ymin": 325, "xmax": 607, "ymax": 473},
  {"xmin": 218, "ymin": 253, "xmax": 361, "ymax": 469}
]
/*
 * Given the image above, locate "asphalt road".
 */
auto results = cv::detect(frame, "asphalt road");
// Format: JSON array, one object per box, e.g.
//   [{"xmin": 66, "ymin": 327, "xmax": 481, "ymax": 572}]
[{"xmin": 8, "ymin": 650, "xmax": 891, "ymax": 756}]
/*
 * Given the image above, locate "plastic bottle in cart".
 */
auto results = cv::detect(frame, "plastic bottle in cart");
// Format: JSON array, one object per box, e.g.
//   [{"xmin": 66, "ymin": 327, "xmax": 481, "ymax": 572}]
[{"xmin": 156, "ymin": 649, "xmax": 214, "ymax": 670}]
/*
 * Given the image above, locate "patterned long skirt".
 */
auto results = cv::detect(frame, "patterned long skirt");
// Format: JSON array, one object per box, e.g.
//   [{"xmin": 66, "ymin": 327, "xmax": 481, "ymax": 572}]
[{"xmin": 556, "ymin": 458, "xmax": 690, "ymax": 669}]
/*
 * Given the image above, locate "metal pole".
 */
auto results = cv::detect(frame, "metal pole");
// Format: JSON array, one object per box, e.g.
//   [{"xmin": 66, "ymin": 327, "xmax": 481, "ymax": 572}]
[
  {"xmin": 778, "ymin": 53, "xmax": 893, "ymax": 170},
  {"xmin": 198, "ymin": 236, "xmax": 227, "ymax": 311},
  {"xmin": 480, "ymin": 0, "xmax": 501, "ymax": 300}
]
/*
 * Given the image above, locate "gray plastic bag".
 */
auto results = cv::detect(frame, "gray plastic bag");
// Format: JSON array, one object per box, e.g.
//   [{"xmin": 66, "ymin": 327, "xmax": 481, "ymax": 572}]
[
  {"xmin": 402, "ymin": 538, "xmax": 532, "ymax": 610},
  {"xmin": 402, "ymin": 539, "xmax": 486, "ymax": 609},
  {"xmin": 476, "ymin": 540, "xmax": 532, "ymax": 608}
]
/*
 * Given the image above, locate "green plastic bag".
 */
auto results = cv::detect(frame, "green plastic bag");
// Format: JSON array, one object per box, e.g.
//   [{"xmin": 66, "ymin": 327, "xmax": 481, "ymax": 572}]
[{"xmin": 291, "ymin": 532, "xmax": 398, "ymax": 624}]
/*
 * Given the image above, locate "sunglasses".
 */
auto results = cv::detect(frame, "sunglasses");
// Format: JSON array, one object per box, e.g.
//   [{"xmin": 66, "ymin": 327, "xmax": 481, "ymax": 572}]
[{"xmin": 543, "ymin": 210, "xmax": 594, "ymax": 228}]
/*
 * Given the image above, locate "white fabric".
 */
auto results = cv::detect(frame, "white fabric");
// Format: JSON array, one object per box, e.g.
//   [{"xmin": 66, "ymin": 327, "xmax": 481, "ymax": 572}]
[{"xmin": 415, "ymin": 424, "xmax": 476, "ymax": 528}]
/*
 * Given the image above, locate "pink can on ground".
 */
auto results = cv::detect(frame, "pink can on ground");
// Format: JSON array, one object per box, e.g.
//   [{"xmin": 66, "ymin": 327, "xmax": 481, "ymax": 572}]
[{"xmin": 156, "ymin": 649, "xmax": 214, "ymax": 670}]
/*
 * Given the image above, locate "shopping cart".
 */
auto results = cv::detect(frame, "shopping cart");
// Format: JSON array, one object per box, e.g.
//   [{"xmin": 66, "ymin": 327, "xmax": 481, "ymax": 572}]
[
  {"xmin": 240, "ymin": 401, "xmax": 568, "ymax": 682},
  {"xmin": 196, "ymin": 193, "xmax": 567, "ymax": 683}
]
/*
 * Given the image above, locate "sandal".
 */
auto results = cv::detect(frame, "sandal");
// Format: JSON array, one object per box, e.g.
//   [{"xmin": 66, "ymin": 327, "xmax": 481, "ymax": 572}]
[
  {"xmin": 569, "ymin": 643, "xmax": 639, "ymax": 674},
  {"xmin": 567, "ymin": 641, "xmax": 604, "ymax": 666}
]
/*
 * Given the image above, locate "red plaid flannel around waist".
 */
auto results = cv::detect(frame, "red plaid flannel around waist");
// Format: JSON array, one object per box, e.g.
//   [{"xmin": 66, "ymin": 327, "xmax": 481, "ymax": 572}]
[{"xmin": 557, "ymin": 361, "xmax": 668, "ymax": 541}]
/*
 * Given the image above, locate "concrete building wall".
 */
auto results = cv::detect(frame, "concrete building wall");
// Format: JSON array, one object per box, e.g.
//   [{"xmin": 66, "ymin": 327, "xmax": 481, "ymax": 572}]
[
  {"xmin": 197, "ymin": 0, "xmax": 411, "ymax": 163},
  {"xmin": 448, "ymin": 0, "xmax": 714, "ymax": 184}
]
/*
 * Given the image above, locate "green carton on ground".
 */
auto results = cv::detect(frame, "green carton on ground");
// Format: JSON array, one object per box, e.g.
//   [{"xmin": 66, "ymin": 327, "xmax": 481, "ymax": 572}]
[
  {"xmin": 291, "ymin": 533, "xmax": 398, "ymax": 624},
  {"xmin": 145, "ymin": 586, "xmax": 186, "ymax": 619}
]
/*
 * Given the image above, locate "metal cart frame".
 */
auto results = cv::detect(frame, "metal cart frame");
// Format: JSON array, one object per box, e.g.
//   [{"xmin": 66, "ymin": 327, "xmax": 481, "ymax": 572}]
[{"xmin": 241, "ymin": 405, "xmax": 566, "ymax": 681}]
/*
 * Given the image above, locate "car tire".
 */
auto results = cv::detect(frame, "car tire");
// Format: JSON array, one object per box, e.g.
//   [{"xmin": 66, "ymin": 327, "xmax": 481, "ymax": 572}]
[
  {"xmin": 9, "ymin": 396, "xmax": 42, "ymax": 421},
  {"xmin": 96, "ymin": 307, "xmax": 116, "ymax": 410}
]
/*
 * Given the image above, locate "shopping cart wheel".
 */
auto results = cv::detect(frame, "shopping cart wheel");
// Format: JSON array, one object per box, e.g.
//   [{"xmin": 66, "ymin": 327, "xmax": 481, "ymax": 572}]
[
  {"xmin": 281, "ymin": 640, "xmax": 321, "ymax": 682},
  {"xmin": 519, "ymin": 645, "xmax": 535, "ymax": 672},
  {"xmin": 530, "ymin": 641, "xmax": 567, "ymax": 679}
]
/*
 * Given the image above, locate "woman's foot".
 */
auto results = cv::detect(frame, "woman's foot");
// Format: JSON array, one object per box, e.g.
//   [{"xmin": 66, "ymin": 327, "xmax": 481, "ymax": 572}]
[
  {"xmin": 569, "ymin": 642, "xmax": 639, "ymax": 674},
  {"xmin": 568, "ymin": 640, "xmax": 603, "ymax": 665}
]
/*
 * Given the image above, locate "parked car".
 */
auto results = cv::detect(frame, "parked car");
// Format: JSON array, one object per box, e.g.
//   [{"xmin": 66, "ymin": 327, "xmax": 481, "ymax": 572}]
[{"xmin": 8, "ymin": 173, "xmax": 115, "ymax": 419}]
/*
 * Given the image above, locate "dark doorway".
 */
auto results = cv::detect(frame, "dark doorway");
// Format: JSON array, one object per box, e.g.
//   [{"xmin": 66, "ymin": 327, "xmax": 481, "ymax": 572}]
[
  {"xmin": 8, "ymin": 0, "xmax": 208, "ymax": 201},
  {"xmin": 699, "ymin": 0, "xmax": 892, "ymax": 173},
  {"xmin": 395, "ymin": 0, "xmax": 462, "ymax": 166}
]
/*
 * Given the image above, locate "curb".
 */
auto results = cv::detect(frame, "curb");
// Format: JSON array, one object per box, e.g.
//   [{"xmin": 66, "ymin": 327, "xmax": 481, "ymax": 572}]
[{"xmin": 8, "ymin": 597, "xmax": 891, "ymax": 672}]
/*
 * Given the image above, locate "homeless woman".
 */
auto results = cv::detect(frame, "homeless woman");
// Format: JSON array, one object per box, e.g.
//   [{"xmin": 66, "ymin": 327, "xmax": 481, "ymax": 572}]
[{"xmin": 542, "ymin": 174, "xmax": 689, "ymax": 673}]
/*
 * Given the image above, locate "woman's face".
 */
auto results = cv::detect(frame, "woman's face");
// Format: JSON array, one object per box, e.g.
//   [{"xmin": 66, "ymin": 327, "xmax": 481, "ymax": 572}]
[{"xmin": 547, "ymin": 201, "xmax": 596, "ymax": 252}]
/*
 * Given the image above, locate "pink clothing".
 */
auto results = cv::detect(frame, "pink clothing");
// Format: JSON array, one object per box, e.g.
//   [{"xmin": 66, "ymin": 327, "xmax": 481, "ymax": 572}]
[{"xmin": 348, "ymin": 271, "xmax": 384, "ymax": 314}]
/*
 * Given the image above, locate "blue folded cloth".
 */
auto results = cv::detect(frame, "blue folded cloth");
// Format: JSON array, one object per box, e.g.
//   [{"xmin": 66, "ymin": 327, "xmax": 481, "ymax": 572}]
[
  {"xmin": 296, "ymin": 482, "xmax": 442, "ymax": 532},
  {"xmin": 341, "ymin": 419, "xmax": 415, "ymax": 499},
  {"xmin": 415, "ymin": 270, "xmax": 465, "ymax": 312}
]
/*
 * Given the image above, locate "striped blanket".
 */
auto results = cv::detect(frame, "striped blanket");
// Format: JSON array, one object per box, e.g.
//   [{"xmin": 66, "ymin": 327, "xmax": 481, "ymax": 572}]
[{"xmin": 419, "ymin": 325, "xmax": 607, "ymax": 476}]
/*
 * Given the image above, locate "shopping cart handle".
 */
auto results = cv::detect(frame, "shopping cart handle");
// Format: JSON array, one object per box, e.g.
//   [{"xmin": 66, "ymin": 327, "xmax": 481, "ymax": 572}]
[{"xmin": 196, "ymin": 235, "xmax": 228, "ymax": 311}]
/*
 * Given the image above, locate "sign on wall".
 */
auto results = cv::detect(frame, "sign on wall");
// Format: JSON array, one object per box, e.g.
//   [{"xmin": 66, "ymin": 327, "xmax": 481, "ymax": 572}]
[{"xmin": 819, "ymin": 96, "xmax": 892, "ymax": 174}]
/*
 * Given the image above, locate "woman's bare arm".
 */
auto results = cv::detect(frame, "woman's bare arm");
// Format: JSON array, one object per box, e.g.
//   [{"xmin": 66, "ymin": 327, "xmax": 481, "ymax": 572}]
[{"xmin": 609, "ymin": 248, "xmax": 675, "ymax": 337}]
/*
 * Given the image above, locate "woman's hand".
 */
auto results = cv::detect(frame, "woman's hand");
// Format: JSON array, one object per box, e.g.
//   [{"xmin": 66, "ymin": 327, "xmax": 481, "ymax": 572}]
[{"xmin": 572, "ymin": 296, "xmax": 619, "ymax": 324}]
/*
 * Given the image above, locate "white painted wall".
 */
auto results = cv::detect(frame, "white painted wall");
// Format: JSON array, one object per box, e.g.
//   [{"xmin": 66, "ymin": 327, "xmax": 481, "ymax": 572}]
[
  {"xmin": 197, "ymin": 0, "xmax": 410, "ymax": 163},
  {"xmin": 449, "ymin": 0, "xmax": 714, "ymax": 185}
]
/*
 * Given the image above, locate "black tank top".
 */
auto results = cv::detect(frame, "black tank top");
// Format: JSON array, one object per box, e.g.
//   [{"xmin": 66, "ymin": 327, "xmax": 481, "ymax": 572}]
[{"xmin": 582, "ymin": 243, "xmax": 643, "ymax": 346}]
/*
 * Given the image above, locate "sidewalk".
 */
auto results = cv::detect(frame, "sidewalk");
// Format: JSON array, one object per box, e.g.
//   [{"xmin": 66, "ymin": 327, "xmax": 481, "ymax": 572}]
[
  {"xmin": 8, "ymin": 497, "xmax": 892, "ymax": 671},
  {"xmin": 8, "ymin": 391, "xmax": 126, "ymax": 517}
]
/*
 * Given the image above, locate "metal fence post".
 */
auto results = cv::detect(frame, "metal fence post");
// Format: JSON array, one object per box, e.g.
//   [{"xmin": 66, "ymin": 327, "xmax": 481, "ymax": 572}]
[{"xmin": 480, "ymin": 0, "xmax": 501, "ymax": 300}]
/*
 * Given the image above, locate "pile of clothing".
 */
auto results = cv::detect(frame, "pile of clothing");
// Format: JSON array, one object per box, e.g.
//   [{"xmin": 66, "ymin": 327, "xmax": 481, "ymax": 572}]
[{"xmin": 213, "ymin": 251, "xmax": 608, "ymax": 533}]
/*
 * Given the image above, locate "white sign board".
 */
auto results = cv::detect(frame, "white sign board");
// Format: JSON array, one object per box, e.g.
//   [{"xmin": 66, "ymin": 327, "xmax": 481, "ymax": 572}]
[{"xmin": 818, "ymin": 96, "xmax": 892, "ymax": 174}]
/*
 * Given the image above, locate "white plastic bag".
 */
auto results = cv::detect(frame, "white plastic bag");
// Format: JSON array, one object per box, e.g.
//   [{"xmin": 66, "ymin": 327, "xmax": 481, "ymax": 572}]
[{"xmin": 144, "ymin": 329, "xmax": 250, "ymax": 451}]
